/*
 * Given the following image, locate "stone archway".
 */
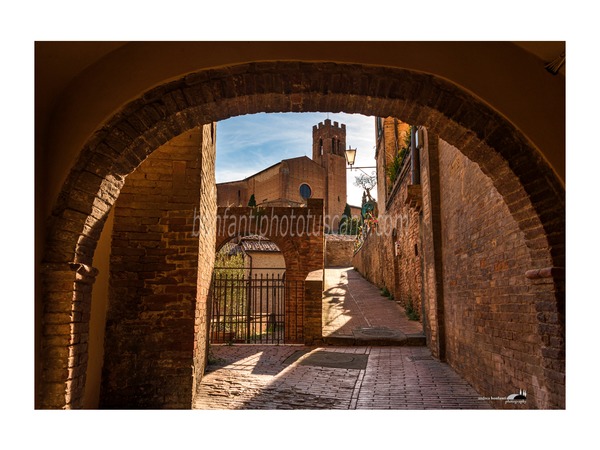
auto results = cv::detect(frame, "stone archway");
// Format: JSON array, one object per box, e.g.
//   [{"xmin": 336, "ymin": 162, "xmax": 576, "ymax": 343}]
[{"xmin": 38, "ymin": 61, "xmax": 564, "ymax": 408}]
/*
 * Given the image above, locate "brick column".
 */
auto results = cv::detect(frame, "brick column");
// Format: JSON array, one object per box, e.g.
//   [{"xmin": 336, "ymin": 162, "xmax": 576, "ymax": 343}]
[
  {"xmin": 304, "ymin": 270, "xmax": 324, "ymax": 345},
  {"xmin": 526, "ymin": 267, "xmax": 565, "ymax": 408},
  {"xmin": 419, "ymin": 131, "xmax": 446, "ymax": 360},
  {"xmin": 40, "ymin": 262, "xmax": 97, "ymax": 409},
  {"xmin": 194, "ymin": 123, "xmax": 217, "ymax": 397},
  {"xmin": 101, "ymin": 127, "xmax": 212, "ymax": 408}
]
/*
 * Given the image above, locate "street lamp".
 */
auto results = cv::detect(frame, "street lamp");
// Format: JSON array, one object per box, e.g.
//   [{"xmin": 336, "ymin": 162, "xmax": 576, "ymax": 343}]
[
  {"xmin": 344, "ymin": 145, "xmax": 375, "ymax": 173},
  {"xmin": 344, "ymin": 147, "xmax": 357, "ymax": 168}
]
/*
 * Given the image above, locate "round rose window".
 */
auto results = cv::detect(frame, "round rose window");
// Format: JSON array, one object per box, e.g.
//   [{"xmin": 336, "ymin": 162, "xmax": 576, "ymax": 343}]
[{"xmin": 299, "ymin": 183, "xmax": 312, "ymax": 200}]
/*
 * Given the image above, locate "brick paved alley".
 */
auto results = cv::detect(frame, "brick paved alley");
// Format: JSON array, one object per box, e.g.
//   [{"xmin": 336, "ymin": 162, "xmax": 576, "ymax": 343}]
[
  {"xmin": 322, "ymin": 267, "xmax": 424, "ymax": 345},
  {"xmin": 195, "ymin": 268, "xmax": 490, "ymax": 410},
  {"xmin": 193, "ymin": 345, "xmax": 491, "ymax": 409}
]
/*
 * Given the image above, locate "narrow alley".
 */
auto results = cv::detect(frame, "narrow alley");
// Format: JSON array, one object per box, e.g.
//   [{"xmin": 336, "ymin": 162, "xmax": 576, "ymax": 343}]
[{"xmin": 194, "ymin": 268, "xmax": 491, "ymax": 410}]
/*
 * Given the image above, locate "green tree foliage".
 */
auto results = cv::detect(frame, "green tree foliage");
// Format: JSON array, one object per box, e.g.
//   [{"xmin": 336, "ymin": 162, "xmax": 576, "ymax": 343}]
[
  {"xmin": 214, "ymin": 243, "xmax": 245, "ymax": 276},
  {"xmin": 339, "ymin": 203, "xmax": 360, "ymax": 235},
  {"xmin": 248, "ymin": 194, "xmax": 257, "ymax": 207},
  {"xmin": 339, "ymin": 217, "xmax": 360, "ymax": 235},
  {"xmin": 213, "ymin": 243, "xmax": 246, "ymax": 336},
  {"xmin": 386, "ymin": 148, "xmax": 406, "ymax": 185},
  {"xmin": 386, "ymin": 125, "xmax": 413, "ymax": 186},
  {"xmin": 342, "ymin": 203, "xmax": 352, "ymax": 219}
]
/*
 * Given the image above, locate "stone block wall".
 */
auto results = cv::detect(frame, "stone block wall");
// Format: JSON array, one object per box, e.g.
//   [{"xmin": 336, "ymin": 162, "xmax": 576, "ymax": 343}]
[
  {"xmin": 325, "ymin": 234, "xmax": 355, "ymax": 267},
  {"xmin": 101, "ymin": 126, "xmax": 214, "ymax": 408}
]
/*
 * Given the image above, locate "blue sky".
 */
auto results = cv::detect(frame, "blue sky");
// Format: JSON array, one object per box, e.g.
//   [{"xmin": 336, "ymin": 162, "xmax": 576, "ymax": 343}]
[{"xmin": 215, "ymin": 112, "xmax": 377, "ymax": 207}]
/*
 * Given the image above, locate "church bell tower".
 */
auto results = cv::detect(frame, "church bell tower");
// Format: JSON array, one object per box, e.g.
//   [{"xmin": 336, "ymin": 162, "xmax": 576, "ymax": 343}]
[{"xmin": 312, "ymin": 119, "xmax": 347, "ymax": 231}]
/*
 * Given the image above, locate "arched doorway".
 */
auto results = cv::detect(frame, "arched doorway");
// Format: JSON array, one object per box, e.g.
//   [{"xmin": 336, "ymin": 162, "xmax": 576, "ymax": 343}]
[
  {"xmin": 211, "ymin": 235, "xmax": 290, "ymax": 345},
  {"xmin": 37, "ymin": 59, "xmax": 564, "ymax": 409},
  {"xmin": 214, "ymin": 203, "xmax": 325, "ymax": 345}
]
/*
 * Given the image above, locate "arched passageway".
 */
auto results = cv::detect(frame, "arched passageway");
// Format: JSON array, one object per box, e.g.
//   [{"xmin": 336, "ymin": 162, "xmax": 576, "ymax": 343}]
[{"xmin": 37, "ymin": 52, "xmax": 565, "ymax": 409}]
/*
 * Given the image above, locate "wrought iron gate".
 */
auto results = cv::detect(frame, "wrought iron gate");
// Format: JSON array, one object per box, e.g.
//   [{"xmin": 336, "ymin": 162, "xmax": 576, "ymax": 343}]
[{"xmin": 209, "ymin": 270, "xmax": 304, "ymax": 344}]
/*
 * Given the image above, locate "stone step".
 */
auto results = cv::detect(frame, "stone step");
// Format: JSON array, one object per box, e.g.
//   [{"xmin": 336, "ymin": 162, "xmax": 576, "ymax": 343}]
[{"xmin": 323, "ymin": 327, "xmax": 427, "ymax": 347}]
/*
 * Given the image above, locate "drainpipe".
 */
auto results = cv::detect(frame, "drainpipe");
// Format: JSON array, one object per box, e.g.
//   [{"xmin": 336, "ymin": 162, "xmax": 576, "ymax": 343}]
[{"xmin": 411, "ymin": 126, "xmax": 421, "ymax": 185}]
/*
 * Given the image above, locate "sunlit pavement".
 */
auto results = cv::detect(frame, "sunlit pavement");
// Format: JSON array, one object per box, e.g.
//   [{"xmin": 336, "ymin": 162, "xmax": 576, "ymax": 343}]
[
  {"xmin": 194, "ymin": 345, "xmax": 491, "ymax": 410},
  {"xmin": 322, "ymin": 268, "xmax": 424, "ymax": 345},
  {"xmin": 194, "ymin": 267, "xmax": 491, "ymax": 410}
]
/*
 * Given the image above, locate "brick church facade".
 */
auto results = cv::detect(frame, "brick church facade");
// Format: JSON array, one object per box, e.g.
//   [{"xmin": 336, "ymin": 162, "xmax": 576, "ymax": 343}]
[{"xmin": 217, "ymin": 119, "xmax": 353, "ymax": 231}]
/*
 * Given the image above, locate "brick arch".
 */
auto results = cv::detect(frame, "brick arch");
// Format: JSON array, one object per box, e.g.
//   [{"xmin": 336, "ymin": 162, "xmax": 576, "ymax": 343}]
[
  {"xmin": 45, "ymin": 62, "xmax": 563, "ymax": 271},
  {"xmin": 213, "ymin": 203, "xmax": 325, "ymax": 344},
  {"xmin": 215, "ymin": 229, "xmax": 305, "ymax": 284},
  {"xmin": 214, "ymin": 203, "xmax": 325, "ymax": 282},
  {"xmin": 216, "ymin": 233, "xmax": 299, "ymax": 278},
  {"xmin": 40, "ymin": 61, "xmax": 564, "ymax": 408}
]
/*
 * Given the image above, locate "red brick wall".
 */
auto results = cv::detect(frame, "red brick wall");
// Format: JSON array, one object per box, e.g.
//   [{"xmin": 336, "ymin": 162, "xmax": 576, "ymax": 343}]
[
  {"xmin": 419, "ymin": 132, "xmax": 445, "ymax": 359},
  {"xmin": 388, "ymin": 172, "xmax": 423, "ymax": 315},
  {"xmin": 312, "ymin": 120, "xmax": 347, "ymax": 230},
  {"xmin": 353, "ymin": 185, "xmax": 423, "ymax": 316},
  {"xmin": 101, "ymin": 127, "xmax": 214, "ymax": 408},
  {"xmin": 354, "ymin": 122, "xmax": 423, "ymax": 321},
  {"xmin": 437, "ymin": 139, "xmax": 549, "ymax": 408},
  {"xmin": 280, "ymin": 158, "xmax": 326, "ymax": 207},
  {"xmin": 249, "ymin": 165, "xmax": 283, "ymax": 205},
  {"xmin": 217, "ymin": 180, "xmax": 247, "ymax": 207},
  {"xmin": 352, "ymin": 230, "xmax": 385, "ymax": 287},
  {"xmin": 38, "ymin": 58, "xmax": 565, "ymax": 409},
  {"xmin": 39, "ymin": 262, "xmax": 97, "ymax": 409},
  {"xmin": 355, "ymin": 125, "xmax": 563, "ymax": 408},
  {"xmin": 376, "ymin": 117, "xmax": 410, "ymax": 209},
  {"xmin": 324, "ymin": 154, "xmax": 347, "ymax": 230},
  {"xmin": 193, "ymin": 124, "xmax": 217, "ymax": 400}
]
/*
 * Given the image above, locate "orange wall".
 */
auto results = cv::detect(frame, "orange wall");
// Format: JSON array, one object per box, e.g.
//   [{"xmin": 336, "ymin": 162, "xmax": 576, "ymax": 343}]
[{"xmin": 84, "ymin": 208, "xmax": 114, "ymax": 408}]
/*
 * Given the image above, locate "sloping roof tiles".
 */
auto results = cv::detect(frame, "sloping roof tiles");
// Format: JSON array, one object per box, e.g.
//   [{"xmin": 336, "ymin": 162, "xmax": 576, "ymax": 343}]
[{"xmin": 240, "ymin": 235, "xmax": 281, "ymax": 253}]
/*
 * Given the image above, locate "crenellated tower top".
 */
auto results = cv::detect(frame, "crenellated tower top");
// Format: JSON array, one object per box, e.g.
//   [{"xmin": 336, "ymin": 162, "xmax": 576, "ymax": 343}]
[{"xmin": 312, "ymin": 119, "xmax": 347, "ymax": 164}]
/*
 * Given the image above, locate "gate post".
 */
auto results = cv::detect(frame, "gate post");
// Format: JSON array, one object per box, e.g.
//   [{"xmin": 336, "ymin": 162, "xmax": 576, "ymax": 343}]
[{"xmin": 304, "ymin": 270, "xmax": 324, "ymax": 345}]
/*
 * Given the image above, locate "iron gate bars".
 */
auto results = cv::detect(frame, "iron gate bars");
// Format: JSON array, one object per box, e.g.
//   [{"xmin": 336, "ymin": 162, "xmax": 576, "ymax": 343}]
[{"xmin": 209, "ymin": 270, "xmax": 304, "ymax": 344}]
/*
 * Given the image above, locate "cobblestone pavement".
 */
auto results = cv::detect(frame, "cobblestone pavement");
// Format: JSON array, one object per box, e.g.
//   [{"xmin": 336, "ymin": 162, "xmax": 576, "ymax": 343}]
[{"xmin": 194, "ymin": 345, "xmax": 491, "ymax": 410}]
